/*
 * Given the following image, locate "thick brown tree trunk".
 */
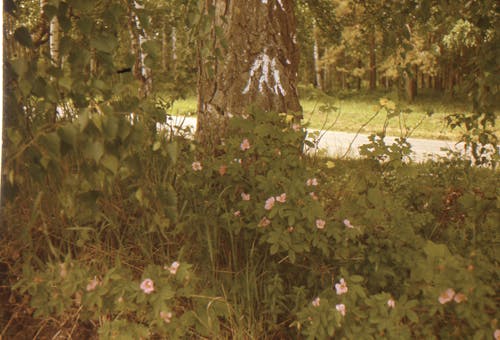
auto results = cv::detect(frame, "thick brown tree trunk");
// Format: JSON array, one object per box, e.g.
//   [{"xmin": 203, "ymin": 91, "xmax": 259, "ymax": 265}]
[{"xmin": 197, "ymin": 0, "xmax": 301, "ymax": 149}]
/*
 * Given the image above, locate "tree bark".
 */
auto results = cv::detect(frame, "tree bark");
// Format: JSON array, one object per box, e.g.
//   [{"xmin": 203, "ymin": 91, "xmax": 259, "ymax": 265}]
[
  {"xmin": 128, "ymin": 1, "xmax": 152, "ymax": 98},
  {"xmin": 197, "ymin": 0, "xmax": 301, "ymax": 149},
  {"xmin": 312, "ymin": 21, "xmax": 322, "ymax": 90},
  {"xmin": 369, "ymin": 30, "xmax": 376, "ymax": 91},
  {"xmin": 49, "ymin": 16, "xmax": 60, "ymax": 67}
]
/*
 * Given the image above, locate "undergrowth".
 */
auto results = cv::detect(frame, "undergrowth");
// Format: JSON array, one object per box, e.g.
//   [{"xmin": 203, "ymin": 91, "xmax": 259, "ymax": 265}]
[{"xmin": 1, "ymin": 108, "xmax": 499, "ymax": 339}]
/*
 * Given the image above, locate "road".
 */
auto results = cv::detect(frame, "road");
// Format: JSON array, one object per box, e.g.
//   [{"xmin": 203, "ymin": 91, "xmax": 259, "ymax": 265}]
[{"xmin": 165, "ymin": 116, "xmax": 468, "ymax": 162}]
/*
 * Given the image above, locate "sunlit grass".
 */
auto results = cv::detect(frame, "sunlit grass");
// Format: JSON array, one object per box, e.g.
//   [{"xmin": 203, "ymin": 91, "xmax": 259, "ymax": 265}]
[{"xmin": 168, "ymin": 92, "xmax": 498, "ymax": 141}]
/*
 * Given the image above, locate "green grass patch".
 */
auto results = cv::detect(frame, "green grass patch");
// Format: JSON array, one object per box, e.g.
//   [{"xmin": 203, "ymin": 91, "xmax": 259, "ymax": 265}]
[{"xmin": 169, "ymin": 91, "xmax": 498, "ymax": 141}]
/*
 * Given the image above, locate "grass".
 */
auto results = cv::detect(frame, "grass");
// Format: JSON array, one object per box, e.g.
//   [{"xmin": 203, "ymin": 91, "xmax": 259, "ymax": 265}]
[{"xmin": 169, "ymin": 89, "xmax": 498, "ymax": 141}]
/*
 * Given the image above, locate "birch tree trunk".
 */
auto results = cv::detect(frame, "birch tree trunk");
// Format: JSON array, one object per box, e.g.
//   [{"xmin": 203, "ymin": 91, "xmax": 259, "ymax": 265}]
[
  {"xmin": 196, "ymin": 0, "xmax": 301, "ymax": 149},
  {"xmin": 49, "ymin": 16, "xmax": 60, "ymax": 67},
  {"xmin": 128, "ymin": 1, "xmax": 152, "ymax": 98}
]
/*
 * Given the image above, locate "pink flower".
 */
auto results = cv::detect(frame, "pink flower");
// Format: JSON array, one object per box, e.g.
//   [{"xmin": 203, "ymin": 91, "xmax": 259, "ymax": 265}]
[
  {"xmin": 316, "ymin": 219, "xmax": 326, "ymax": 229},
  {"xmin": 312, "ymin": 297, "xmax": 320, "ymax": 307},
  {"xmin": 192, "ymin": 161, "xmax": 202, "ymax": 171},
  {"xmin": 241, "ymin": 192, "xmax": 251, "ymax": 201},
  {"xmin": 335, "ymin": 303, "xmax": 346, "ymax": 316},
  {"xmin": 160, "ymin": 311, "xmax": 173, "ymax": 323},
  {"xmin": 453, "ymin": 293, "xmax": 467, "ymax": 303},
  {"xmin": 309, "ymin": 192, "xmax": 318, "ymax": 200},
  {"xmin": 343, "ymin": 219, "xmax": 354, "ymax": 229},
  {"xmin": 438, "ymin": 288, "xmax": 455, "ymax": 304},
  {"xmin": 240, "ymin": 138, "xmax": 251, "ymax": 151},
  {"xmin": 292, "ymin": 123, "xmax": 301, "ymax": 132},
  {"xmin": 258, "ymin": 217, "xmax": 271, "ymax": 227},
  {"xmin": 335, "ymin": 278, "xmax": 348, "ymax": 295},
  {"xmin": 86, "ymin": 276, "xmax": 100, "ymax": 292},
  {"xmin": 166, "ymin": 261, "xmax": 180, "ymax": 275},
  {"xmin": 494, "ymin": 329, "xmax": 500, "ymax": 340},
  {"xmin": 140, "ymin": 278, "xmax": 155, "ymax": 294},
  {"xmin": 234, "ymin": 210, "xmax": 241, "ymax": 217},
  {"xmin": 275, "ymin": 193, "xmax": 286, "ymax": 203},
  {"xmin": 306, "ymin": 178, "xmax": 318, "ymax": 186},
  {"xmin": 287, "ymin": 226, "xmax": 294, "ymax": 233},
  {"xmin": 265, "ymin": 196, "xmax": 276, "ymax": 210},
  {"xmin": 387, "ymin": 298, "xmax": 396, "ymax": 308}
]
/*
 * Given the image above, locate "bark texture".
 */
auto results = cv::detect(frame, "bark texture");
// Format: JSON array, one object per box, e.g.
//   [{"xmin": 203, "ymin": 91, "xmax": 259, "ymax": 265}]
[{"xmin": 197, "ymin": 0, "xmax": 301, "ymax": 148}]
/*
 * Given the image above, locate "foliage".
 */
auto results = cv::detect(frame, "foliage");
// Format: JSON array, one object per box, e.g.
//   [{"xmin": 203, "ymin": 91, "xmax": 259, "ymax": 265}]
[
  {"xmin": 3, "ymin": 109, "xmax": 499, "ymax": 338},
  {"xmin": 2, "ymin": 0, "xmax": 499, "ymax": 338}
]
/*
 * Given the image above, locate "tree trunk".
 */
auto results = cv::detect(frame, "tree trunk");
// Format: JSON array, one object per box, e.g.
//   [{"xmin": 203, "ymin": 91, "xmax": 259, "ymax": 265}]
[
  {"xmin": 49, "ymin": 16, "xmax": 60, "ymax": 67},
  {"xmin": 313, "ymin": 21, "xmax": 322, "ymax": 90},
  {"xmin": 369, "ymin": 30, "xmax": 376, "ymax": 91},
  {"xmin": 162, "ymin": 22, "xmax": 168, "ymax": 72},
  {"xmin": 356, "ymin": 59, "xmax": 362, "ymax": 90},
  {"xmin": 128, "ymin": 1, "xmax": 152, "ymax": 98},
  {"xmin": 405, "ymin": 65, "xmax": 418, "ymax": 102},
  {"xmin": 197, "ymin": 0, "xmax": 301, "ymax": 149},
  {"xmin": 171, "ymin": 27, "xmax": 177, "ymax": 74}
]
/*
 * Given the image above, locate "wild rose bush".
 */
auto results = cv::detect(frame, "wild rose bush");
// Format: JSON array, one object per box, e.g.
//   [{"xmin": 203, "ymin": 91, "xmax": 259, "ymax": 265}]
[{"xmin": 4, "ymin": 108, "xmax": 499, "ymax": 338}]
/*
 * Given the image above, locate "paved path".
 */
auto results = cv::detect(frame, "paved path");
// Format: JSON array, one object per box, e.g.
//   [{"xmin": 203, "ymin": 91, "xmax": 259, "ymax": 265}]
[{"xmin": 165, "ymin": 116, "xmax": 466, "ymax": 162}]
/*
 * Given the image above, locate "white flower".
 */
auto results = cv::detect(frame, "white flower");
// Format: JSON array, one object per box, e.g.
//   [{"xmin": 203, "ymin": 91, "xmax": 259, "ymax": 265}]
[
  {"xmin": 336, "ymin": 303, "xmax": 346, "ymax": 316},
  {"xmin": 387, "ymin": 298, "xmax": 396, "ymax": 308},
  {"xmin": 86, "ymin": 276, "xmax": 100, "ymax": 292},
  {"xmin": 312, "ymin": 297, "xmax": 320, "ymax": 307},
  {"xmin": 343, "ymin": 219, "xmax": 354, "ymax": 228},
  {"xmin": 275, "ymin": 193, "xmax": 286, "ymax": 203},
  {"xmin": 140, "ymin": 278, "xmax": 155, "ymax": 294},
  {"xmin": 240, "ymin": 138, "xmax": 251, "ymax": 151},
  {"xmin": 166, "ymin": 261, "xmax": 180, "ymax": 275},
  {"xmin": 241, "ymin": 192, "xmax": 251, "ymax": 201},
  {"xmin": 316, "ymin": 219, "xmax": 326, "ymax": 229},
  {"xmin": 192, "ymin": 161, "xmax": 202, "ymax": 171},
  {"xmin": 258, "ymin": 217, "xmax": 271, "ymax": 227},
  {"xmin": 160, "ymin": 311, "xmax": 173, "ymax": 323},
  {"xmin": 265, "ymin": 196, "xmax": 276, "ymax": 210},
  {"xmin": 306, "ymin": 178, "xmax": 318, "ymax": 186},
  {"xmin": 335, "ymin": 278, "xmax": 348, "ymax": 295},
  {"xmin": 438, "ymin": 288, "xmax": 455, "ymax": 304},
  {"xmin": 453, "ymin": 293, "xmax": 467, "ymax": 303}
]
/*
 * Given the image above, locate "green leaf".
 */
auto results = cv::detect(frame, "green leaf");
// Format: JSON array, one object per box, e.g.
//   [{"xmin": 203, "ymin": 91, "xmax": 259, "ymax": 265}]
[
  {"xmin": 14, "ymin": 27, "xmax": 33, "ymax": 48},
  {"xmin": 349, "ymin": 275, "xmax": 364, "ymax": 283},
  {"xmin": 90, "ymin": 33, "xmax": 118, "ymax": 53},
  {"xmin": 38, "ymin": 132, "xmax": 61, "ymax": 159},
  {"xmin": 42, "ymin": 5, "xmax": 58, "ymax": 20},
  {"xmin": 166, "ymin": 142, "xmax": 178, "ymax": 164},
  {"xmin": 58, "ymin": 124, "xmax": 78, "ymax": 147},
  {"xmin": 83, "ymin": 140, "xmax": 104, "ymax": 162},
  {"xmin": 10, "ymin": 58, "xmax": 28, "ymax": 76},
  {"xmin": 101, "ymin": 154, "xmax": 119, "ymax": 174},
  {"xmin": 406, "ymin": 310, "xmax": 419, "ymax": 323},
  {"xmin": 77, "ymin": 16, "xmax": 93, "ymax": 35}
]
